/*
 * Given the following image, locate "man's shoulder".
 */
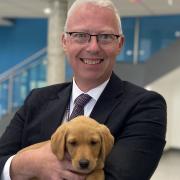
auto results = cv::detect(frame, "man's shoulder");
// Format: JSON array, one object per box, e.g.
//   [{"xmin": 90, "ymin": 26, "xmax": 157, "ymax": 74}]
[
  {"xmin": 112, "ymin": 73, "xmax": 165, "ymax": 101},
  {"xmin": 123, "ymin": 80, "xmax": 147, "ymax": 94},
  {"xmin": 122, "ymin": 80, "xmax": 166, "ymax": 106},
  {"xmin": 33, "ymin": 82, "xmax": 72, "ymax": 95},
  {"xmin": 25, "ymin": 82, "xmax": 72, "ymax": 104},
  {"xmin": 110, "ymin": 73, "xmax": 147, "ymax": 95}
]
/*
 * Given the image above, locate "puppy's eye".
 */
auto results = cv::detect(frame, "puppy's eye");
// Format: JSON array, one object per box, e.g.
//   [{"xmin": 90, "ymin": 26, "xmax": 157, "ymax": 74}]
[
  {"xmin": 68, "ymin": 141, "xmax": 77, "ymax": 146},
  {"xmin": 90, "ymin": 140, "xmax": 98, "ymax": 146}
]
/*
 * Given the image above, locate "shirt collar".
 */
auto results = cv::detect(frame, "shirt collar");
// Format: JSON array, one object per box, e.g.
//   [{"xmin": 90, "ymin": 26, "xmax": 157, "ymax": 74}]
[{"xmin": 71, "ymin": 78, "xmax": 110, "ymax": 104}]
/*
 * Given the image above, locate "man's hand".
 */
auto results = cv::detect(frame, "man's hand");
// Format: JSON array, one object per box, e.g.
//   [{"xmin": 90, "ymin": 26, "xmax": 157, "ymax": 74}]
[{"xmin": 10, "ymin": 142, "xmax": 85, "ymax": 180}]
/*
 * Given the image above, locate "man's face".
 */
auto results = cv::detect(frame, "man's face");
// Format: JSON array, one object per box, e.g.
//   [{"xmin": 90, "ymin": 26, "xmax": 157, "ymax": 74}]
[{"xmin": 62, "ymin": 3, "xmax": 124, "ymax": 88}]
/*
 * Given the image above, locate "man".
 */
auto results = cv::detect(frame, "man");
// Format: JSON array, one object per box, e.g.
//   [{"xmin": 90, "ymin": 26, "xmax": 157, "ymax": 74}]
[{"xmin": 0, "ymin": 0, "xmax": 166, "ymax": 179}]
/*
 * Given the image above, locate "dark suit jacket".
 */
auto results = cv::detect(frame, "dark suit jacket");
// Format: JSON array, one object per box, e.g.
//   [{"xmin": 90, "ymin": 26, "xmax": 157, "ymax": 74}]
[{"xmin": 0, "ymin": 73, "xmax": 166, "ymax": 180}]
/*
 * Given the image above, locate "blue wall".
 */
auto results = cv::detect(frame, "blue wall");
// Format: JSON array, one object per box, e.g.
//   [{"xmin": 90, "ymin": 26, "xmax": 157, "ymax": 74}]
[
  {"xmin": 139, "ymin": 15, "xmax": 180, "ymax": 62},
  {"xmin": 0, "ymin": 15, "xmax": 180, "ymax": 75},
  {"xmin": 116, "ymin": 15, "xmax": 180, "ymax": 63},
  {"xmin": 117, "ymin": 17, "xmax": 135, "ymax": 63},
  {"xmin": 0, "ymin": 18, "xmax": 47, "ymax": 74}
]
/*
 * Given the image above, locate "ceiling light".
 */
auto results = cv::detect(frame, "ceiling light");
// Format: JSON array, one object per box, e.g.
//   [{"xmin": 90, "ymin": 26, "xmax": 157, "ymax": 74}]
[
  {"xmin": 43, "ymin": 7, "xmax": 51, "ymax": 15},
  {"xmin": 168, "ymin": 0, "xmax": 173, "ymax": 6}
]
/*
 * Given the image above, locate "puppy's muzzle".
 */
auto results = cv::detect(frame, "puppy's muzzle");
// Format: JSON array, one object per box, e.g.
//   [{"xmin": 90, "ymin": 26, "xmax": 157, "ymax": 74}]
[{"xmin": 79, "ymin": 159, "xmax": 90, "ymax": 169}]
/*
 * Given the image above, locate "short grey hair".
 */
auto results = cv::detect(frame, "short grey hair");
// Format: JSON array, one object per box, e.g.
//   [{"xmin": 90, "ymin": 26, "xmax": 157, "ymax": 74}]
[{"xmin": 64, "ymin": 0, "xmax": 123, "ymax": 34}]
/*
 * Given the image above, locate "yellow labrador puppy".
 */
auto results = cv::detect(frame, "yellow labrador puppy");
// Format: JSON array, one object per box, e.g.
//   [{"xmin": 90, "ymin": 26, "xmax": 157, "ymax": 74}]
[{"xmin": 19, "ymin": 116, "xmax": 114, "ymax": 180}]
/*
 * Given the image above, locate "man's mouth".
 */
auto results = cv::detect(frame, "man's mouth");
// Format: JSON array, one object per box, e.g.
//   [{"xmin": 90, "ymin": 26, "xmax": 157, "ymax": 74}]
[{"xmin": 80, "ymin": 58, "xmax": 103, "ymax": 65}]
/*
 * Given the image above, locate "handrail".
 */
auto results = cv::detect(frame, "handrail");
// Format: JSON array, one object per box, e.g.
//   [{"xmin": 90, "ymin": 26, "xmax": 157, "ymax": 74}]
[
  {"xmin": 0, "ymin": 48, "xmax": 47, "ymax": 119},
  {"xmin": 0, "ymin": 48, "xmax": 47, "ymax": 82}
]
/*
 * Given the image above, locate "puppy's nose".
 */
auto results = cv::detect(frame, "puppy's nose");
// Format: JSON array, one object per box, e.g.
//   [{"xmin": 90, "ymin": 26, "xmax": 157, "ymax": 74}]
[{"xmin": 79, "ymin": 159, "xmax": 89, "ymax": 169}]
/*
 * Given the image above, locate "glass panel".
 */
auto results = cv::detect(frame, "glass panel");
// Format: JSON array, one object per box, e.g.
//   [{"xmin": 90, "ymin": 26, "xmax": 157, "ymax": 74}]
[
  {"xmin": 36, "ymin": 58, "xmax": 47, "ymax": 88},
  {"xmin": 116, "ymin": 18, "xmax": 135, "ymax": 63},
  {"xmin": 12, "ymin": 71, "xmax": 28, "ymax": 109},
  {"xmin": 0, "ymin": 80, "xmax": 9, "ymax": 117},
  {"xmin": 28, "ymin": 64, "xmax": 38, "ymax": 90},
  {"xmin": 28, "ymin": 58, "xmax": 47, "ymax": 89},
  {"xmin": 0, "ymin": 51, "xmax": 47, "ymax": 117},
  {"xmin": 66, "ymin": 59, "xmax": 73, "ymax": 81},
  {"xmin": 12, "ymin": 56, "xmax": 47, "ymax": 111},
  {"xmin": 139, "ymin": 15, "xmax": 180, "ymax": 62}
]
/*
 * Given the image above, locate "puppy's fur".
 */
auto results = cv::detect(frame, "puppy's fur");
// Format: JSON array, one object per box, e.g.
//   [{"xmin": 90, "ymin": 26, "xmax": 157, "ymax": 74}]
[{"xmin": 19, "ymin": 116, "xmax": 114, "ymax": 180}]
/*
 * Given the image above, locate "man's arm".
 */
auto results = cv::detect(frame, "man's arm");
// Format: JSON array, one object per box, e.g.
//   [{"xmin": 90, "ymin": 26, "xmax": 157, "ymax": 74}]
[
  {"xmin": 9, "ymin": 142, "xmax": 85, "ymax": 180},
  {"xmin": 104, "ymin": 92, "xmax": 167, "ymax": 180},
  {"xmin": 0, "ymin": 109, "xmax": 25, "ymax": 176},
  {"xmin": 0, "ymin": 114, "xmax": 85, "ymax": 180},
  {"xmin": 0, "ymin": 88, "xmax": 84, "ymax": 180},
  {"xmin": 0, "ymin": 122, "xmax": 84, "ymax": 180}
]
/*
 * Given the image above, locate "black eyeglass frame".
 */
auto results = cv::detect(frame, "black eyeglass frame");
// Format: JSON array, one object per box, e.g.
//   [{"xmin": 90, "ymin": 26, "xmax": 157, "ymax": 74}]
[{"xmin": 65, "ymin": 32, "xmax": 122, "ymax": 43}]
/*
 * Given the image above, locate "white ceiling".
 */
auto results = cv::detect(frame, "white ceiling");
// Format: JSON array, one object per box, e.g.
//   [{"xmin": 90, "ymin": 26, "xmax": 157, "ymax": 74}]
[{"xmin": 0, "ymin": 0, "xmax": 180, "ymax": 26}]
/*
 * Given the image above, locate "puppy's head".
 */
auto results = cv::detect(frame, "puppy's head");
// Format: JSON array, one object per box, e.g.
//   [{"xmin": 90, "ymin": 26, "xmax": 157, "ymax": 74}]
[
  {"xmin": 97, "ymin": 124, "xmax": 114, "ymax": 169},
  {"xmin": 51, "ymin": 122, "xmax": 68, "ymax": 160},
  {"xmin": 51, "ymin": 116, "xmax": 114, "ymax": 173}
]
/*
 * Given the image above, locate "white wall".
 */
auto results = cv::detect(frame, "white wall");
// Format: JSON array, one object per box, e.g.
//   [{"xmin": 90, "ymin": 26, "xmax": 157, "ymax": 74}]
[
  {"xmin": 145, "ymin": 66, "xmax": 180, "ymax": 149},
  {"xmin": 171, "ymin": 81, "xmax": 180, "ymax": 148}
]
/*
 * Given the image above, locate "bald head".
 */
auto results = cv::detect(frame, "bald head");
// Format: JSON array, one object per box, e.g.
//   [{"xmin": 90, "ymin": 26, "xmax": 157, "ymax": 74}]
[{"xmin": 64, "ymin": 0, "xmax": 123, "ymax": 34}]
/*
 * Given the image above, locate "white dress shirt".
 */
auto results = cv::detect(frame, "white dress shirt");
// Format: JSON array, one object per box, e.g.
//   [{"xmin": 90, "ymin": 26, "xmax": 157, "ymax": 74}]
[{"xmin": 1, "ymin": 78, "xmax": 109, "ymax": 180}]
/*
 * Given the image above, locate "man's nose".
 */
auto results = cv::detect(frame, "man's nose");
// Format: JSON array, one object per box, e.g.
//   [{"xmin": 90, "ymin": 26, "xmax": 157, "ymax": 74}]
[{"xmin": 86, "ymin": 36, "xmax": 101, "ymax": 52}]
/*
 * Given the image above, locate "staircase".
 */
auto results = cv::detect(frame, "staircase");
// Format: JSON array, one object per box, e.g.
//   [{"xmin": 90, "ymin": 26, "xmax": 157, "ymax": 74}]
[
  {"xmin": 114, "ymin": 39, "xmax": 180, "ymax": 87},
  {"xmin": 0, "ymin": 48, "xmax": 47, "ymax": 120}
]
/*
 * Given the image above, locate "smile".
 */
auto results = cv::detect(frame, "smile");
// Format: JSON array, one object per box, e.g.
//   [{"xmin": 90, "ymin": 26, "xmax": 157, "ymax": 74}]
[{"xmin": 80, "ymin": 58, "xmax": 103, "ymax": 65}]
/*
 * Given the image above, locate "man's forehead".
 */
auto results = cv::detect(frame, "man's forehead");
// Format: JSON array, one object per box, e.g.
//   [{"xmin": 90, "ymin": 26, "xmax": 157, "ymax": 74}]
[
  {"xmin": 67, "ymin": 3, "xmax": 119, "ymax": 32},
  {"xmin": 69, "ymin": 3, "xmax": 115, "ymax": 17}
]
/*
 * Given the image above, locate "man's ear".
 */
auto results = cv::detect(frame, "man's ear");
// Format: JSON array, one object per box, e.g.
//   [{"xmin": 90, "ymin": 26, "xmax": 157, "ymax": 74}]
[
  {"xmin": 61, "ymin": 33, "xmax": 67, "ymax": 52},
  {"xmin": 51, "ymin": 123, "xmax": 68, "ymax": 160},
  {"xmin": 118, "ymin": 35, "xmax": 125, "ymax": 53}
]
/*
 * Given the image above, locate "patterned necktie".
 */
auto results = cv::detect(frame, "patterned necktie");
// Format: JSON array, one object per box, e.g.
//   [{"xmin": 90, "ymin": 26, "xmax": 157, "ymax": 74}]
[{"xmin": 69, "ymin": 94, "xmax": 92, "ymax": 120}]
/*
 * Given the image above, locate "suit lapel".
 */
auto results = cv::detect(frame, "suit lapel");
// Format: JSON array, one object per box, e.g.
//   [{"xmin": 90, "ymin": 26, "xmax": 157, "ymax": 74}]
[
  {"xmin": 90, "ymin": 73, "xmax": 124, "ymax": 124},
  {"xmin": 42, "ymin": 73, "xmax": 124, "ymax": 138},
  {"xmin": 42, "ymin": 84, "xmax": 72, "ymax": 139}
]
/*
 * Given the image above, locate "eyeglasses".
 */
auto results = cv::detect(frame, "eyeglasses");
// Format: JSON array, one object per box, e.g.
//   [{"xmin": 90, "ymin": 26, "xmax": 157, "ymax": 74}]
[{"xmin": 66, "ymin": 32, "xmax": 121, "ymax": 45}]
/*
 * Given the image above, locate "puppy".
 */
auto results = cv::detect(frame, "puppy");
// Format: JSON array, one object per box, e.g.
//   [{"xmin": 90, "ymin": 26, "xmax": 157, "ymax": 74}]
[
  {"xmin": 51, "ymin": 116, "xmax": 114, "ymax": 179},
  {"xmin": 19, "ymin": 116, "xmax": 114, "ymax": 180}
]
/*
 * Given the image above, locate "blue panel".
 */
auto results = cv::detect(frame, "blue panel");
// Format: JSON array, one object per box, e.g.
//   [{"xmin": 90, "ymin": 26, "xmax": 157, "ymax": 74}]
[
  {"xmin": 12, "ymin": 72, "xmax": 28, "ymax": 109},
  {"xmin": 11, "ymin": 57, "xmax": 47, "ymax": 110},
  {"xmin": 116, "ymin": 17, "xmax": 135, "ymax": 63},
  {"xmin": 65, "ymin": 59, "xmax": 73, "ymax": 81},
  {"xmin": 0, "ymin": 81, "xmax": 9, "ymax": 118},
  {"xmin": 0, "ymin": 18, "xmax": 47, "ymax": 74},
  {"xmin": 139, "ymin": 15, "xmax": 180, "ymax": 62}
]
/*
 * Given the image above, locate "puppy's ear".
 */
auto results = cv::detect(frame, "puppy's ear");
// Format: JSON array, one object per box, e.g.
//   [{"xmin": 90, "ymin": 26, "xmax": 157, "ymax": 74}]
[
  {"xmin": 98, "ymin": 125, "xmax": 114, "ymax": 168},
  {"xmin": 51, "ymin": 123, "xmax": 68, "ymax": 160}
]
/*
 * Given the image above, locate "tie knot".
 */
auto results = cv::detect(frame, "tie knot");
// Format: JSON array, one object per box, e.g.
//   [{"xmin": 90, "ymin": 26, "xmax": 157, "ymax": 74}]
[
  {"xmin": 75, "ymin": 94, "xmax": 92, "ymax": 107},
  {"xmin": 69, "ymin": 94, "xmax": 92, "ymax": 120}
]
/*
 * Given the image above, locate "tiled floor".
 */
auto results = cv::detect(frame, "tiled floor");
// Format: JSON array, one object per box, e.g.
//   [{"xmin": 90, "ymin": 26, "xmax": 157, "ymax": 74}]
[{"xmin": 151, "ymin": 149, "xmax": 180, "ymax": 180}]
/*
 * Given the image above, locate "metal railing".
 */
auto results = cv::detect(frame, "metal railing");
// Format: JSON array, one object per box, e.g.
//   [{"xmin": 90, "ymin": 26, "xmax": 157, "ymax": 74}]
[{"xmin": 0, "ymin": 48, "xmax": 47, "ymax": 119}]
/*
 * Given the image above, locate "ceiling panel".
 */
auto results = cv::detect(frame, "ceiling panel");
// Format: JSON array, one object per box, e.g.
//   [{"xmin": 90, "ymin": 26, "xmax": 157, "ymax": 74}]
[
  {"xmin": 0, "ymin": 0, "xmax": 49, "ymax": 18},
  {"xmin": 0, "ymin": 0, "xmax": 180, "ymax": 25},
  {"xmin": 142, "ymin": 0, "xmax": 180, "ymax": 15}
]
